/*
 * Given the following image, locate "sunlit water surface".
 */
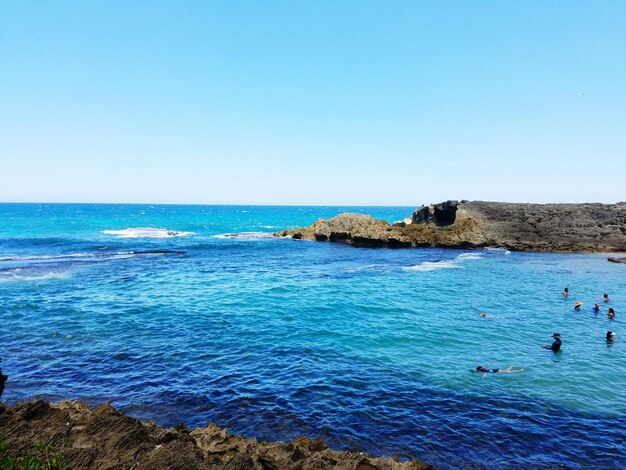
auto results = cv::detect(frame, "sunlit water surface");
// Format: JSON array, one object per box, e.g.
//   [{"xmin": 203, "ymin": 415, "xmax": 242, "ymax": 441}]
[{"xmin": 1, "ymin": 204, "xmax": 625, "ymax": 469}]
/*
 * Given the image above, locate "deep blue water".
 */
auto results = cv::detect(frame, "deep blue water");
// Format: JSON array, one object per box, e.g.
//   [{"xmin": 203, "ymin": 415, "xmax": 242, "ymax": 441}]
[{"xmin": 1, "ymin": 203, "xmax": 625, "ymax": 469}]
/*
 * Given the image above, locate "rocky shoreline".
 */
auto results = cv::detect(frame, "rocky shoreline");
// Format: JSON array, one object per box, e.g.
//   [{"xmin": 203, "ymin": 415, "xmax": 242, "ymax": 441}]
[
  {"xmin": 0, "ymin": 400, "xmax": 434, "ymax": 470},
  {"xmin": 275, "ymin": 201, "xmax": 626, "ymax": 253}
]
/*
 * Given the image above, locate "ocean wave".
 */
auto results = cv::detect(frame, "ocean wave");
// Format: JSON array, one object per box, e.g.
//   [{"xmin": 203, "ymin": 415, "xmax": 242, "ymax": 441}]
[
  {"xmin": 344, "ymin": 264, "xmax": 389, "ymax": 273},
  {"xmin": 456, "ymin": 253, "xmax": 483, "ymax": 261},
  {"xmin": 0, "ymin": 267, "xmax": 70, "ymax": 282},
  {"xmin": 0, "ymin": 250, "xmax": 185, "ymax": 281},
  {"xmin": 483, "ymin": 247, "xmax": 512, "ymax": 255},
  {"xmin": 403, "ymin": 260, "xmax": 461, "ymax": 272},
  {"xmin": 404, "ymin": 251, "xmax": 483, "ymax": 272},
  {"xmin": 214, "ymin": 232, "xmax": 276, "ymax": 240},
  {"xmin": 0, "ymin": 250, "xmax": 185, "ymax": 263},
  {"xmin": 0, "ymin": 253, "xmax": 94, "ymax": 262},
  {"xmin": 101, "ymin": 228, "xmax": 193, "ymax": 238}
]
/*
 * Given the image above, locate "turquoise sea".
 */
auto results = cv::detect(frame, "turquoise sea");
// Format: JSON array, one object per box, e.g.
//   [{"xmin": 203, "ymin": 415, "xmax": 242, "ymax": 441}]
[{"xmin": 0, "ymin": 203, "xmax": 624, "ymax": 469}]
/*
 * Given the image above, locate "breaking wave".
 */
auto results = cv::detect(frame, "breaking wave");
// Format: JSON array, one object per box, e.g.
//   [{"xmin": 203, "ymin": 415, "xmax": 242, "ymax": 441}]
[
  {"xmin": 404, "ymin": 251, "xmax": 484, "ymax": 272},
  {"xmin": 0, "ymin": 267, "xmax": 71, "ymax": 282},
  {"xmin": 456, "ymin": 253, "xmax": 483, "ymax": 261},
  {"xmin": 403, "ymin": 260, "xmax": 461, "ymax": 272},
  {"xmin": 101, "ymin": 228, "xmax": 193, "ymax": 238},
  {"xmin": 0, "ymin": 250, "xmax": 185, "ymax": 263}
]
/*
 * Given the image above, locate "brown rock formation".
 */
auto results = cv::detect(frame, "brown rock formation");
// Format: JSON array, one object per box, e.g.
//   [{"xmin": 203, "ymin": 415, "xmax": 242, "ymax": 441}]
[
  {"xmin": 0, "ymin": 400, "xmax": 434, "ymax": 470},
  {"xmin": 275, "ymin": 201, "xmax": 626, "ymax": 252}
]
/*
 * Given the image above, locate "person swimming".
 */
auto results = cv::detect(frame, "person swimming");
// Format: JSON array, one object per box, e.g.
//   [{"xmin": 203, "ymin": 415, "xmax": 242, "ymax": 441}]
[
  {"xmin": 574, "ymin": 301, "xmax": 582, "ymax": 311},
  {"xmin": 542, "ymin": 333, "xmax": 562, "ymax": 352},
  {"xmin": 608, "ymin": 308, "xmax": 615, "ymax": 320},
  {"xmin": 604, "ymin": 293, "xmax": 609, "ymax": 302},
  {"xmin": 562, "ymin": 287, "xmax": 569, "ymax": 298},
  {"xmin": 478, "ymin": 312, "xmax": 496, "ymax": 319},
  {"xmin": 606, "ymin": 331, "xmax": 616, "ymax": 343},
  {"xmin": 476, "ymin": 366, "xmax": 499, "ymax": 373},
  {"xmin": 474, "ymin": 365, "xmax": 525, "ymax": 379},
  {"xmin": 593, "ymin": 303, "xmax": 600, "ymax": 313}
]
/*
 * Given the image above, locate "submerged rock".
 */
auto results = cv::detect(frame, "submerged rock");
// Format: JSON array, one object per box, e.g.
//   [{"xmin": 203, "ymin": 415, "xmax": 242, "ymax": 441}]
[
  {"xmin": 0, "ymin": 400, "xmax": 435, "ymax": 470},
  {"xmin": 276, "ymin": 201, "xmax": 626, "ymax": 253}
]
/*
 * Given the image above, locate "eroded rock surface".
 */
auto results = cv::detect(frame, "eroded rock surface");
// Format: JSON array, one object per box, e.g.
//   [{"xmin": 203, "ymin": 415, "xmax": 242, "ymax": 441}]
[
  {"xmin": 0, "ymin": 400, "xmax": 435, "ymax": 470},
  {"xmin": 276, "ymin": 201, "xmax": 626, "ymax": 252}
]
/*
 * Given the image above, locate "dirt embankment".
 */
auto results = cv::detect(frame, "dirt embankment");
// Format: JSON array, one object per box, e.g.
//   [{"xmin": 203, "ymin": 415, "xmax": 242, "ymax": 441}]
[
  {"xmin": 0, "ymin": 400, "xmax": 435, "ymax": 470},
  {"xmin": 275, "ymin": 201, "xmax": 626, "ymax": 252}
]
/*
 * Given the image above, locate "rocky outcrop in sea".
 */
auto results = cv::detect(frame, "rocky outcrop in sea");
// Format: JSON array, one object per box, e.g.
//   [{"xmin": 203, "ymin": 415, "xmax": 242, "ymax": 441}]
[
  {"xmin": 275, "ymin": 201, "xmax": 626, "ymax": 252},
  {"xmin": 0, "ymin": 400, "xmax": 434, "ymax": 470}
]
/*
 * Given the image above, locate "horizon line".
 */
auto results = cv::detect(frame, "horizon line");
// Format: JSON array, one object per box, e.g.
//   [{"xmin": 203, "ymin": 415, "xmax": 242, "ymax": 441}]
[{"xmin": 1, "ymin": 200, "xmax": 624, "ymax": 207}]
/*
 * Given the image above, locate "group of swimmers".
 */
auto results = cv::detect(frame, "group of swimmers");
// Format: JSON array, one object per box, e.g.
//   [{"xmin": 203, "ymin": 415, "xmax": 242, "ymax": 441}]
[
  {"xmin": 563, "ymin": 287, "xmax": 617, "ymax": 341},
  {"xmin": 474, "ymin": 288, "xmax": 618, "ymax": 378},
  {"xmin": 563, "ymin": 288, "xmax": 615, "ymax": 319}
]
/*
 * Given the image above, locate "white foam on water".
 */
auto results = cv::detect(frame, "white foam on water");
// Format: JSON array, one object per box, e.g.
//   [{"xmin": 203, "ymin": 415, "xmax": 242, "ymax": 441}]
[
  {"xmin": 345, "ymin": 264, "xmax": 387, "ymax": 273},
  {"xmin": 0, "ymin": 253, "xmax": 94, "ymax": 262},
  {"xmin": 456, "ymin": 253, "xmax": 483, "ymax": 261},
  {"xmin": 403, "ymin": 260, "xmax": 461, "ymax": 272},
  {"xmin": 404, "ymin": 251, "xmax": 484, "ymax": 272},
  {"xmin": 101, "ymin": 228, "xmax": 193, "ymax": 238},
  {"xmin": 0, "ymin": 269, "xmax": 71, "ymax": 282},
  {"xmin": 0, "ymin": 251, "xmax": 174, "ymax": 263},
  {"xmin": 483, "ymin": 247, "xmax": 512, "ymax": 255}
]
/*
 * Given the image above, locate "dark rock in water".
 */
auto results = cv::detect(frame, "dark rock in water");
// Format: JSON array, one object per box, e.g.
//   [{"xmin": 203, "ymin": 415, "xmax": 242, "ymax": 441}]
[
  {"xmin": 432, "ymin": 201, "xmax": 458, "ymax": 226},
  {"xmin": 275, "ymin": 201, "xmax": 626, "ymax": 253},
  {"xmin": 608, "ymin": 257, "xmax": 626, "ymax": 264},
  {"xmin": 0, "ymin": 368, "xmax": 6, "ymax": 399},
  {"xmin": 410, "ymin": 201, "xmax": 459, "ymax": 226},
  {"xmin": 388, "ymin": 238, "xmax": 413, "ymax": 248},
  {"xmin": 411, "ymin": 206, "xmax": 431, "ymax": 224},
  {"xmin": 329, "ymin": 231, "xmax": 351, "ymax": 242},
  {"xmin": 352, "ymin": 236, "xmax": 387, "ymax": 248}
]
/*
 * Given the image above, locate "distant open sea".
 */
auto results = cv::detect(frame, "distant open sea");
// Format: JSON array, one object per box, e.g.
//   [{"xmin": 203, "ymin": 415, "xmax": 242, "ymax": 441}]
[{"xmin": 1, "ymin": 203, "xmax": 625, "ymax": 469}]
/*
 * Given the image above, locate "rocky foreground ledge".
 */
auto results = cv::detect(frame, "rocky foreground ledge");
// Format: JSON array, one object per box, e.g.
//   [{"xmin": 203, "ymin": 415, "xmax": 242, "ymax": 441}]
[
  {"xmin": 0, "ymin": 400, "xmax": 434, "ymax": 470},
  {"xmin": 275, "ymin": 201, "xmax": 626, "ymax": 252}
]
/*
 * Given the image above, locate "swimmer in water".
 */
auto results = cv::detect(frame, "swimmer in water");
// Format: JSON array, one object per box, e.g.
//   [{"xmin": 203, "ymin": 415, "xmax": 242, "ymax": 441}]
[
  {"xmin": 608, "ymin": 308, "xmax": 615, "ymax": 320},
  {"xmin": 562, "ymin": 287, "xmax": 569, "ymax": 298},
  {"xmin": 574, "ymin": 301, "xmax": 582, "ymax": 311},
  {"xmin": 478, "ymin": 312, "xmax": 496, "ymax": 319},
  {"xmin": 542, "ymin": 333, "xmax": 562, "ymax": 352},
  {"xmin": 474, "ymin": 365, "xmax": 525, "ymax": 379},
  {"xmin": 593, "ymin": 303, "xmax": 600, "ymax": 313},
  {"xmin": 606, "ymin": 331, "xmax": 616, "ymax": 343},
  {"xmin": 604, "ymin": 293, "xmax": 609, "ymax": 302}
]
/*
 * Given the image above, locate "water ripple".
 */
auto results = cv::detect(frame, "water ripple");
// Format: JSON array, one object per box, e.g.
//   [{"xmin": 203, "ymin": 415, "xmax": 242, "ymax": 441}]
[{"xmin": 1, "ymin": 204, "xmax": 625, "ymax": 469}]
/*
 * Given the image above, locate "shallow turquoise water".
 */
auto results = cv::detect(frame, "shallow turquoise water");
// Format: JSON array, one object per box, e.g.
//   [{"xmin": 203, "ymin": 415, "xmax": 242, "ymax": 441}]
[{"xmin": 1, "ymin": 203, "xmax": 625, "ymax": 469}]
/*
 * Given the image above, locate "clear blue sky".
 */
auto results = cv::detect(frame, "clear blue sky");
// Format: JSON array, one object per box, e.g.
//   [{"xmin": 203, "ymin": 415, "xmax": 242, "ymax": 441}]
[{"xmin": 1, "ymin": 1, "xmax": 625, "ymax": 205}]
